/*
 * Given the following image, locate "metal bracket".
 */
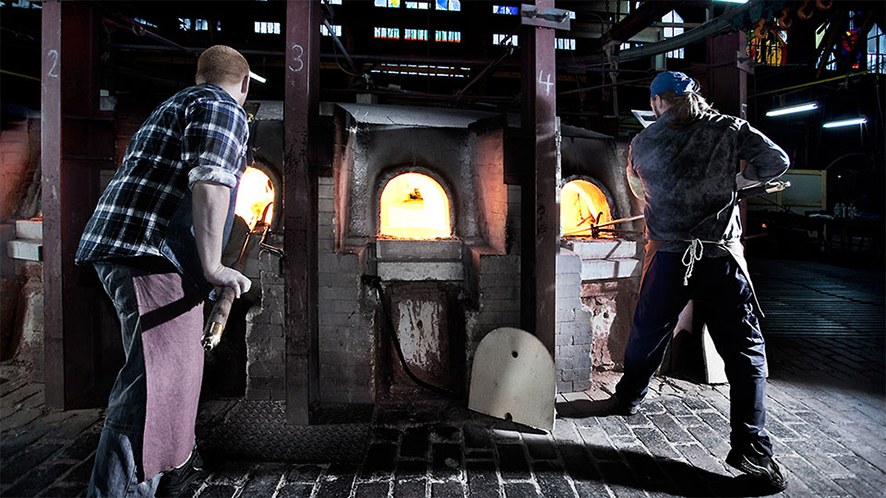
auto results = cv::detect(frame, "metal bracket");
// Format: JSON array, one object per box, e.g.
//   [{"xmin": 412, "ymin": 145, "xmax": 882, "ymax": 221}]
[{"xmin": 521, "ymin": 4, "xmax": 571, "ymax": 30}]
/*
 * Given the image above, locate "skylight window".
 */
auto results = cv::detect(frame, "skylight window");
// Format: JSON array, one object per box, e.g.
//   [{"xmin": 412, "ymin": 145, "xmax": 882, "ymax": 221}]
[
  {"xmin": 371, "ymin": 63, "xmax": 470, "ymax": 78},
  {"xmin": 179, "ymin": 18, "xmax": 192, "ymax": 31},
  {"xmin": 321, "ymin": 24, "xmax": 342, "ymax": 37},
  {"xmin": 375, "ymin": 0, "xmax": 400, "ymax": 7},
  {"xmin": 493, "ymin": 34, "xmax": 518, "ymax": 46},
  {"xmin": 195, "ymin": 19, "xmax": 210, "ymax": 31},
  {"xmin": 374, "ymin": 27, "xmax": 401, "ymax": 39},
  {"xmin": 436, "ymin": 0, "xmax": 460, "ymax": 12},
  {"xmin": 405, "ymin": 29, "xmax": 429, "ymax": 41},
  {"xmin": 868, "ymin": 24, "xmax": 885, "ymax": 74},
  {"xmin": 556, "ymin": 38, "xmax": 576, "ymax": 50},
  {"xmin": 327, "ymin": 0, "xmax": 343, "ymax": 4},
  {"xmin": 493, "ymin": 5, "xmax": 519, "ymax": 15},
  {"xmin": 435, "ymin": 30, "xmax": 461, "ymax": 43},
  {"xmin": 255, "ymin": 22, "xmax": 281, "ymax": 34},
  {"xmin": 661, "ymin": 11, "xmax": 685, "ymax": 59},
  {"xmin": 406, "ymin": 1, "xmax": 429, "ymax": 8}
]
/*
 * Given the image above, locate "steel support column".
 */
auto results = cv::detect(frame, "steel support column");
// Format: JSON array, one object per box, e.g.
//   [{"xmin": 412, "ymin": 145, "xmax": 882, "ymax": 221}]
[
  {"xmin": 520, "ymin": 0, "xmax": 559, "ymax": 355},
  {"xmin": 42, "ymin": 1, "xmax": 118, "ymax": 409},
  {"xmin": 284, "ymin": 0, "xmax": 321, "ymax": 425}
]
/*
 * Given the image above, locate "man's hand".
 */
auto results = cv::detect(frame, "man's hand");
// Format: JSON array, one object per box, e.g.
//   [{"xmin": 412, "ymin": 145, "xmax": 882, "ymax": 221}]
[
  {"xmin": 736, "ymin": 173, "xmax": 762, "ymax": 190},
  {"xmin": 204, "ymin": 263, "xmax": 251, "ymax": 299}
]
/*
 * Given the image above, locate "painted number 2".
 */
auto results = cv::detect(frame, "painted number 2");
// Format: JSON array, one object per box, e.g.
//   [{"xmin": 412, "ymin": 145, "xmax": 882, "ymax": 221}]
[
  {"xmin": 46, "ymin": 50, "xmax": 59, "ymax": 79},
  {"xmin": 289, "ymin": 44, "xmax": 304, "ymax": 72},
  {"xmin": 538, "ymin": 70, "xmax": 553, "ymax": 96}
]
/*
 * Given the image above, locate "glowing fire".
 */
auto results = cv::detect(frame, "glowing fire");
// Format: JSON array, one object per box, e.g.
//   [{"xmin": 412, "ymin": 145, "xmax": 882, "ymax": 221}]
[
  {"xmin": 561, "ymin": 179, "xmax": 612, "ymax": 237},
  {"xmin": 234, "ymin": 167, "xmax": 275, "ymax": 230},
  {"xmin": 379, "ymin": 173, "xmax": 451, "ymax": 239}
]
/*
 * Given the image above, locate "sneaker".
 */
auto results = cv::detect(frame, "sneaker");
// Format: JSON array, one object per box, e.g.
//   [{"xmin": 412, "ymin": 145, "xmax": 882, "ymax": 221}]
[
  {"xmin": 155, "ymin": 450, "xmax": 206, "ymax": 497},
  {"xmin": 726, "ymin": 447, "xmax": 788, "ymax": 492}
]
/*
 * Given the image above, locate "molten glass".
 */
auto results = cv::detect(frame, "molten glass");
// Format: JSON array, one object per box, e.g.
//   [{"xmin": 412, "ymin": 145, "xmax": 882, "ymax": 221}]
[
  {"xmin": 561, "ymin": 180, "xmax": 612, "ymax": 237},
  {"xmin": 379, "ymin": 172, "xmax": 451, "ymax": 239},
  {"xmin": 234, "ymin": 167, "xmax": 275, "ymax": 230}
]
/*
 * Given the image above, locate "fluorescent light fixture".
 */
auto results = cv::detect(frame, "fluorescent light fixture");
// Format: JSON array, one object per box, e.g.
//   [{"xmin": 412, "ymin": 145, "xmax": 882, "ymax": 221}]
[
  {"xmin": 766, "ymin": 102, "xmax": 819, "ymax": 117},
  {"xmin": 714, "ymin": 0, "xmax": 748, "ymax": 3},
  {"xmin": 823, "ymin": 117, "xmax": 867, "ymax": 128},
  {"xmin": 249, "ymin": 71, "xmax": 267, "ymax": 84}
]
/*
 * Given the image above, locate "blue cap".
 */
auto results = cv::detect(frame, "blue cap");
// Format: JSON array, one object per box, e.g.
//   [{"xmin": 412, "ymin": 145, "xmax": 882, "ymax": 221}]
[{"xmin": 650, "ymin": 71, "xmax": 695, "ymax": 97}]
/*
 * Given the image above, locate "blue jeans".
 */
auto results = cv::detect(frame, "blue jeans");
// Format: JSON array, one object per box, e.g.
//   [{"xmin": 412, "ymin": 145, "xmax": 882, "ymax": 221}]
[
  {"xmin": 88, "ymin": 261, "xmax": 161, "ymax": 497},
  {"xmin": 615, "ymin": 251, "xmax": 773, "ymax": 456}
]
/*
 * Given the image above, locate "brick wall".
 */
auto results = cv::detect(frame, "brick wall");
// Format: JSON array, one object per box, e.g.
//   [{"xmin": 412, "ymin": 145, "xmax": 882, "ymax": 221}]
[
  {"xmin": 0, "ymin": 119, "xmax": 40, "ymax": 220},
  {"xmin": 555, "ymin": 249, "xmax": 594, "ymax": 393}
]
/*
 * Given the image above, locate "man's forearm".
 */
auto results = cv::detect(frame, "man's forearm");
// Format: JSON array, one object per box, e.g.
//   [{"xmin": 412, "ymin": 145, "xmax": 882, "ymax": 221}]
[{"xmin": 192, "ymin": 181, "xmax": 231, "ymax": 279}]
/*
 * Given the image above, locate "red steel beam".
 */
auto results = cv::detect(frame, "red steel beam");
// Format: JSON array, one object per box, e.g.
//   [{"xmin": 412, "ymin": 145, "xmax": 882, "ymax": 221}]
[
  {"xmin": 284, "ymin": 0, "xmax": 321, "ymax": 425},
  {"xmin": 520, "ymin": 0, "xmax": 559, "ymax": 355}
]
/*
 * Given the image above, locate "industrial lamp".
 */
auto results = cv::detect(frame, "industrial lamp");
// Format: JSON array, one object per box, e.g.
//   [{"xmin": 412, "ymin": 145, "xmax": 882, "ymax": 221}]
[
  {"xmin": 766, "ymin": 102, "xmax": 819, "ymax": 117},
  {"xmin": 249, "ymin": 71, "xmax": 267, "ymax": 84},
  {"xmin": 822, "ymin": 117, "xmax": 867, "ymax": 129}
]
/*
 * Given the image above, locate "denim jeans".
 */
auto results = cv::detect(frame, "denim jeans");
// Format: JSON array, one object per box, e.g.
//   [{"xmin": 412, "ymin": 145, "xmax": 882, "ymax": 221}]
[
  {"xmin": 615, "ymin": 251, "xmax": 773, "ymax": 456},
  {"xmin": 87, "ymin": 261, "xmax": 161, "ymax": 497}
]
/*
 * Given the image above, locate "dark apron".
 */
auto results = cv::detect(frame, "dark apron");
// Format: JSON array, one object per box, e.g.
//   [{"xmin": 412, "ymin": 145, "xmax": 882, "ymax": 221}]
[
  {"xmin": 130, "ymin": 268, "xmax": 205, "ymax": 479},
  {"xmin": 641, "ymin": 238, "xmax": 764, "ymax": 316}
]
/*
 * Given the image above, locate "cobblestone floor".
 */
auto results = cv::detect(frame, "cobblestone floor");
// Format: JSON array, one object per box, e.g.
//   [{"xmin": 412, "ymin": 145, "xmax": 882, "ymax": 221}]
[{"xmin": 1, "ymin": 258, "xmax": 883, "ymax": 497}]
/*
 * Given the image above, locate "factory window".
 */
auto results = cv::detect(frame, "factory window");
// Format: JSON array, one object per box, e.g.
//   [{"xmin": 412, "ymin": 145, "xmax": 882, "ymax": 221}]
[
  {"xmin": 234, "ymin": 167, "xmax": 275, "ymax": 230},
  {"xmin": 217, "ymin": 21, "xmax": 222, "ymax": 31},
  {"xmin": 435, "ymin": 30, "xmax": 461, "ymax": 43},
  {"xmin": 493, "ymin": 5, "xmax": 519, "ymax": 15},
  {"xmin": 327, "ymin": 0, "xmax": 343, "ymax": 4},
  {"xmin": 436, "ymin": 0, "xmax": 460, "ymax": 12},
  {"xmin": 195, "ymin": 19, "xmax": 210, "ymax": 31},
  {"xmin": 661, "ymin": 11, "xmax": 684, "ymax": 59},
  {"xmin": 254, "ymin": 22, "xmax": 281, "ymax": 35},
  {"xmin": 375, "ymin": 27, "xmax": 400, "ymax": 39},
  {"xmin": 556, "ymin": 38, "xmax": 576, "ymax": 50},
  {"xmin": 868, "ymin": 24, "xmax": 885, "ymax": 74},
  {"xmin": 561, "ymin": 180, "xmax": 613, "ymax": 237},
  {"xmin": 370, "ymin": 63, "xmax": 468, "ymax": 78},
  {"xmin": 321, "ymin": 24, "xmax": 342, "ymax": 37},
  {"xmin": 179, "ymin": 18, "xmax": 192, "ymax": 31},
  {"xmin": 406, "ymin": 2, "xmax": 429, "ymax": 9},
  {"xmin": 405, "ymin": 29, "xmax": 429, "ymax": 41},
  {"xmin": 134, "ymin": 17, "xmax": 157, "ymax": 28},
  {"xmin": 9, "ymin": 0, "xmax": 41, "ymax": 8},
  {"xmin": 375, "ymin": 0, "xmax": 400, "ymax": 7},
  {"xmin": 749, "ymin": 28, "xmax": 787, "ymax": 67},
  {"xmin": 379, "ymin": 173, "xmax": 451, "ymax": 240},
  {"xmin": 493, "ymin": 34, "xmax": 518, "ymax": 46}
]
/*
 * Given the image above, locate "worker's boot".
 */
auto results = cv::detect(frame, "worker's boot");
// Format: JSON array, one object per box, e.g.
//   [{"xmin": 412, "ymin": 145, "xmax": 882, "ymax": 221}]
[{"xmin": 726, "ymin": 446, "xmax": 788, "ymax": 492}]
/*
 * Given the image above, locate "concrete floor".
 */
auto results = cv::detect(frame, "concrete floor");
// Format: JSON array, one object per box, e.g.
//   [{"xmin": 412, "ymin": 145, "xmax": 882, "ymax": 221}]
[{"xmin": 1, "ymin": 256, "xmax": 884, "ymax": 497}]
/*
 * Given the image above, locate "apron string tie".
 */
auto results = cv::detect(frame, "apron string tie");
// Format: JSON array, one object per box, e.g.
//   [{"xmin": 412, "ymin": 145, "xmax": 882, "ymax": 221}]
[{"xmin": 681, "ymin": 238, "xmax": 704, "ymax": 286}]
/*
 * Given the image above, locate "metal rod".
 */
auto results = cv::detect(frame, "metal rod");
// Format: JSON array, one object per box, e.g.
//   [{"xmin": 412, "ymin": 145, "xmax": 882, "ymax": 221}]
[{"xmin": 593, "ymin": 214, "xmax": 645, "ymax": 229}]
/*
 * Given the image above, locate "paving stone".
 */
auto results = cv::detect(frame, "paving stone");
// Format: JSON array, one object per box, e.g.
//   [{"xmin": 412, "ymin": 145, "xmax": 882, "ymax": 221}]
[
  {"xmin": 533, "ymin": 460, "xmax": 575, "ymax": 498},
  {"xmin": 576, "ymin": 426, "xmax": 618, "ymax": 461},
  {"xmin": 647, "ymin": 413, "xmax": 694, "ymax": 444},
  {"xmin": 631, "ymin": 427, "xmax": 679, "ymax": 459},
  {"xmin": 394, "ymin": 479, "xmax": 428, "ymax": 498},
  {"xmin": 833, "ymin": 454, "xmax": 886, "ymax": 491},
  {"xmin": 362, "ymin": 442, "xmax": 397, "ymax": 478},
  {"xmin": 673, "ymin": 442, "xmax": 723, "ymax": 475},
  {"xmin": 621, "ymin": 412, "xmax": 652, "ymax": 427},
  {"xmin": 496, "ymin": 444, "xmax": 529, "ymax": 480},
  {"xmin": 660, "ymin": 397, "xmax": 692, "ymax": 417},
  {"xmin": 196, "ymin": 484, "xmax": 237, "ymax": 498},
  {"xmin": 56, "ymin": 430, "xmax": 101, "ymax": 461},
  {"xmin": 209, "ymin": 461, "xmax": 252, "ymax": 484},
  {"xmin": 0, "ymin": 410, "xmax": 76, "ymax": 457},
  {"xmin": 559, "ymin": 444, "xmax": 600, "ymax": 483},
  {"xmin": 596, "ymin": 460, "xmax": 645, "ymax": 498},
  {"xmin": 285, "ymin": 464, "xmax": 323, "ymax": 483},
  {"xmin": 431, "ymin": 424, "xmax": 460, "ymax": 443},
  {"xmin": 315, "ymin": 472, "xmax": 355, "ymax": 498},
  {"xmin": 597, "ymin": 416, "xmax": 632, "ymax": 437},
  {"xmin": 0, "ymin": 407, "xmax": 42, "ymax": 433},
  {"xmin": 696, "ymin": 411, "xmax": 730, "ymax": 435},
  {"xmin": 432, "ymin": 443, "xmax": 463, "ymax": 480},
  {"xmin": 0, "ymin": 441, "xmax": 64, "ymax": 484},
  {"xmin": 61, "ymin": 455, "xmax": 95, "ymax": 486},
  {"xmin": 395, "ymin": 460, "xmax": 428, "ymax": 480},
  {"xmin": 777, "ymin": 454, "xmax": 846, "ymax": 497},
  {"xmin": 573, "ymin": 480, "xmax": 612, "ymax": 498},
  {"xmin": 502, "ymin": 482, "xmax": 540, "ymax": 498},
  {"xmin": 241, "ymin": 463, "xmax": 287, "ymax": 496},
  {"xmin": 275, "ymin": 483, "xmax": 314, "ymax": 498},
  {"xmin": 431, "ymin": 480, "xmax": 465, "ymax": 498},
  {"xmin": 681, "ymin": 395, "xmax": 712, "ymax": 412},
  {"xmin": 466, "ymin": 460, "xmax": 499, "ymax": 498},
  {"xmin": 353, "ymin": 480, "xmax": 391, "ymax": 497},
  {"xmin": 685, "ymin": 423, "xmax": 731, "ymax": 458},
  {"xmin": 0, "ymin": 383, "xmax": 42, "ymax": 410},
  {"xmin": 464, "ymin": 424, "xmax": 493, "ymax": 449},
  {"xmin": 2, "ymin": 462, "xmax": 72, "ymax": 497},
  {"xmin": 400, "ymin": 426, "xmax": 430, "ymax": 458},
  {"xmin": 523, "ymin": 434, "xmax": 557, "ymax": 460}
]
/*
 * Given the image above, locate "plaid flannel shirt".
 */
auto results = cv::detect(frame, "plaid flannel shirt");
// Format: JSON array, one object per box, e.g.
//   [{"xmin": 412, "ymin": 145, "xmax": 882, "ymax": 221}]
[{"xmin": 76, "ymin": 84, "xmax": 249, "ymax": 272}]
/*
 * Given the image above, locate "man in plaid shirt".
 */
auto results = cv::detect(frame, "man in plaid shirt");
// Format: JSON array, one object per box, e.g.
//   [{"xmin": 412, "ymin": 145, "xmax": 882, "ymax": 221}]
[{"xmin": 77, "ymin": 45, "xmax": 252, "ymax": 497}]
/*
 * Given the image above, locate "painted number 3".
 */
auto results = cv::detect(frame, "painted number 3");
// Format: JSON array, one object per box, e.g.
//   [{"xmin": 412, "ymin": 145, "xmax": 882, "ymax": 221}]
[{"xmin": 289, "ymin": 44, "xmax": 304, "ymax": 72}]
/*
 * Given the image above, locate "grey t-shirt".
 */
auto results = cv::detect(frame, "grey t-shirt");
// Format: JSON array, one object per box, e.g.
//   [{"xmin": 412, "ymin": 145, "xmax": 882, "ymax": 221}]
[{"xmin": 628, "ymin": 111, "xmax": 789, "ymax": 255}]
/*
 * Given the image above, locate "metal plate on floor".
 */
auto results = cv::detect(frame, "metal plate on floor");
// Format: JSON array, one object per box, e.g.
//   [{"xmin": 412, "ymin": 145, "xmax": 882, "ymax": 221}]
[{"xmin": 201, "ymin": 400, "xmax": 370, "ymax": 462}]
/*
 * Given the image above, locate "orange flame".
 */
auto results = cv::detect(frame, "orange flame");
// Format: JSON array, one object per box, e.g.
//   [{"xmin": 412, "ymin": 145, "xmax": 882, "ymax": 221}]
[
  {"xmin": 379, "ymin": 173, "xmax": 451, "ymax": 239},
  {"xmin": 234, "ymin": 167, "xmax": 275, "ymax": 230},
  {"xmin": 561, "ymin": 180, "xmax": 612, "ymax": 237}
]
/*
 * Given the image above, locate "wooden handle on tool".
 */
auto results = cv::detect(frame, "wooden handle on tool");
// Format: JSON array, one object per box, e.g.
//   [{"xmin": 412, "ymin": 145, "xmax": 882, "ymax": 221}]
[{"xmin": 201, "ymin": 287, "xmax": 236, "ymax": 351}]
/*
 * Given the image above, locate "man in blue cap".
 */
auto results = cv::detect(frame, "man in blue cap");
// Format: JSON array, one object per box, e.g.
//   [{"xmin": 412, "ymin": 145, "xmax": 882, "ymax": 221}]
[{"xmin": 615, "ymin": 71, "xmax": 790, "ymax": 492}]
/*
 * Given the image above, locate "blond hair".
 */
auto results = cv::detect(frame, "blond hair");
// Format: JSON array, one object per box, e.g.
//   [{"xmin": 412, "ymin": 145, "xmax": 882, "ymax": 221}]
[
  {"xmin": 196, "ymin": 45, "xmax": 249, "ymax": 86},
  {"xmin": 658, "ymin": 85, "xmax": 719, "ymax": 129}
]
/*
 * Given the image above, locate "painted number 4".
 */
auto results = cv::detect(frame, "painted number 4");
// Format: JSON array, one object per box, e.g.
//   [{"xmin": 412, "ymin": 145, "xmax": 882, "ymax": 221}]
[{"xmin": 538, "ymin": 70, "xmax": 553, "ymax": 96}]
